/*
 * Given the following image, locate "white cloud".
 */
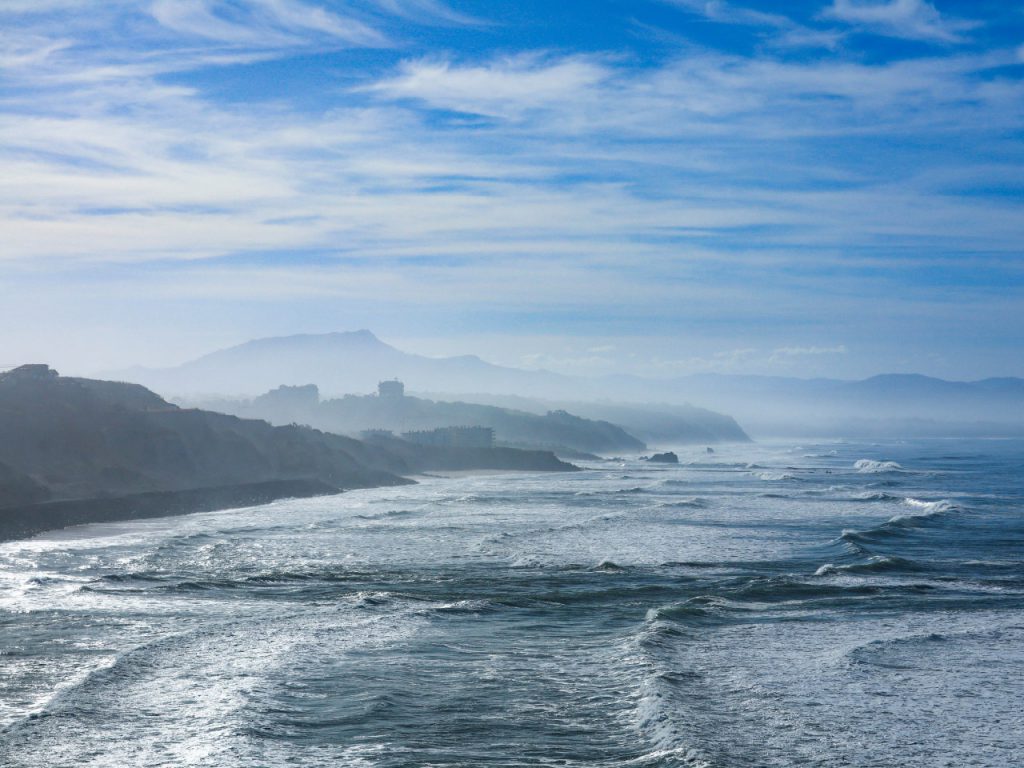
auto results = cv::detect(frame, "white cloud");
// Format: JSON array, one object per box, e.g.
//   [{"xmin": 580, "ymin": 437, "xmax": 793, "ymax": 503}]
[
  {"xmin": 1, "ymin": 43, "xmax": 1021, "ymax": 272},
  {"xmin": 149, "ymin": 0, "xmax": 388, "ymax": 48},
  {"xmin": 662, "ymin": 0, "xmax": 842, "ymax": 49},
  {"xmin": 822, "ymin": 0, "xmax": 979, "ymax": 43},
  {"xmin": 367, "ymin": 0, "xmax": 479, "ymax": 26},
  {"xmin": 360, "ymin": 47, "xmax": 1024, "ymax": 159},
  {"xmin": 0, "ymin": 4, "xmax": 1021, "ymax": 379},
  {"xmin": 0, "ymin": 0, "xmax": 93, "ymax": 12},
  {"xmin": 366, "ymin": 54, "xmax": 611, "ymax": 118}
]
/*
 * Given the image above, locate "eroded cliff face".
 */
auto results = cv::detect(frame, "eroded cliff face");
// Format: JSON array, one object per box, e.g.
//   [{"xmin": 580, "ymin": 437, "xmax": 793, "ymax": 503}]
[
  {"xmin": 0, "ymin": 367, "xmax": 576, "ymax": 535},
  {"xmin": 0, "ymin": 366, "xmax": 412, "ymax": 505}
]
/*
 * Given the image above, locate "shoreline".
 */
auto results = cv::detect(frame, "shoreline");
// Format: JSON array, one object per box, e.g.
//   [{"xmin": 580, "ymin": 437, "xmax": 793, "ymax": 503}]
[
  {"xmin": 411, "ymin": 467, "xmax": 576, "ymax": 479},
  {"xmin": 0, "ymin": 479, "xmax": 343, "ymax": 544},
  {"xmin": 0, "ymin": 463, "xmax": 581, "ymax": 543}
]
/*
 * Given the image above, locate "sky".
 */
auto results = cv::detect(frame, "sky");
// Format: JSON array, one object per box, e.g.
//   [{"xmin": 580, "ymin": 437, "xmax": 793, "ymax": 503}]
[{"xmin": 1, "ymin": 0, "xmax": 1022, "ymax": 380}]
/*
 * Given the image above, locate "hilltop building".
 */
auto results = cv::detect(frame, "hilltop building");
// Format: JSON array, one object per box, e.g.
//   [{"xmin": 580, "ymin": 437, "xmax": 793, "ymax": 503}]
[
  {"xmin": 0, "ymin": 364, "xmax": 59, "ymax": 382},
  {"xmin": 378, "ymin": 379, "xmax": 404, "ymax": 399}
]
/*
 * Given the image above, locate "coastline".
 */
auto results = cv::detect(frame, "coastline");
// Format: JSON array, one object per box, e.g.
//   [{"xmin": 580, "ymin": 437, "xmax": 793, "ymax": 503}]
[
  {"xmin": 0, "ymin": 460, "xmax": 580, "ymax": 543},
  {"xmin": 0, "ymin": 479, "xmax": 343, "ymax": 544}
]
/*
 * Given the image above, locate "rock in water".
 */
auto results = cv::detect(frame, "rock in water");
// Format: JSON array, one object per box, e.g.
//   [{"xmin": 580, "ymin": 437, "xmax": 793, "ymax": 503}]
[{"xmin": 646, "ymin": 451, "xmax": 679, "ymax": 464}]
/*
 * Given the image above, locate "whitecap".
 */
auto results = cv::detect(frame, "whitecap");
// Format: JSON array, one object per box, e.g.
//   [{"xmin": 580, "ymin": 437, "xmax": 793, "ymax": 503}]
[{"xmin": 853, "ymin": 459, "xmax": 903, "ymax": 473}]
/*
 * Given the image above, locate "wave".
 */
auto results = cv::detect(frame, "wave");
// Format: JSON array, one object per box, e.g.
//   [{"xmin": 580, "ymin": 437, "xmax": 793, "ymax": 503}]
[
  {"xmin": 547, "ymin": 512, "xmax": 627, "ymax": 535},
  {"xmin": 854, "ymin": 459, "xmax": 903, "ymax": 473},
  {"xmin": 843, "ymin": 630, "xmax": 978, "ymax": 668},
  {"xmin": 729, "ymin": 576, "xmax": 884, "ymax": 602},
  {"xmin": 754, "ymin": 472, "xmax": 799, "ymax": 481},
  {"xmin": 837, "ymin": 530, "xmax": 875, "ymax": 555},
  {"xmin": 903, "ymin": 497, "xmax": 957, "ymax": 513},
  {"xmin": 814, "ymin": 555, "xmax": 920, "ymax": 577},
  {"xmin": 634, "ymin": 661, "xmax": 716, "ymax": 767},
  {"xmin": 352, "ymin": 509, "xmax": 422, "ymax": 521},
  {"xmin": 835, "ymin": 497, "xmax": 959, "ymax": 556},
  {"xmin": 86, "ymin": 566, "xmax": 397, "ymax": 596},
  {"xmin": 575, "ymin": 486, "xmax": 649, "ymax": 496},
  {"xmin": 848, "ymin": 491, "xmax": 900, "ymax": 502},
  {"xmin": 887, "ymin": 497, "xmax": 958, "ymax": 526},
  {"xmin": 658, "ymin": 498, "xmax": 708, "ymax": 509},
  {"xmin": 683, "ymin": 461, "xmax": 750, "ymax": 469},
  {"xmin": 645, "ymin": 595, "xmax": 736, "ymax": 625},
  {"xmin": 428, "ymin": 598, "xmax": 496, "ymax": 615}
]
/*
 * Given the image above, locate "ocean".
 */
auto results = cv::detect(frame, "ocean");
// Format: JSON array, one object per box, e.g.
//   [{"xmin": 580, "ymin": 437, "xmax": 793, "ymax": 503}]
[{"xmin": 1, "ymin": 439, "xmax": 1022, "ymax": 767}]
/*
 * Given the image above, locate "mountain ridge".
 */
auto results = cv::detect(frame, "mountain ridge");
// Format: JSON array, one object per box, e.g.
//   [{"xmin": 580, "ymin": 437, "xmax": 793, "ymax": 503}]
[
  {"xmin": 107, "ymin": 330, "xmax": 575, "ymax": 399},
  {"xmin": 104, "ymin": 330, "xmax": 1024, "ymax": 438}
]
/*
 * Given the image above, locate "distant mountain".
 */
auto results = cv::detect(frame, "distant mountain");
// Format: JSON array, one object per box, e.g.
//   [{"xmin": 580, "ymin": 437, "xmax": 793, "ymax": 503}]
[
  {"xmin": 603, "ymin": 372, "xmax": 1024, "ymax": 437},
  {"xmin": 109, "ymin": 330, "xmax": 579, "ymax": 399},
  {"xmin": 106, "ymin": 330, "xmax": 752, "ymax": 443},
  {"xmin": 106, "ymin": 330, "xmax": 1024, "ymax": 438}
]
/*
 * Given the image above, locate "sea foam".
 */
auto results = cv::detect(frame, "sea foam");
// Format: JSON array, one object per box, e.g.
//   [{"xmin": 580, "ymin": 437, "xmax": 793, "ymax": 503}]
[{"xmin": 854, "ymin": 459, "xmax": 903, "ymax": 473}]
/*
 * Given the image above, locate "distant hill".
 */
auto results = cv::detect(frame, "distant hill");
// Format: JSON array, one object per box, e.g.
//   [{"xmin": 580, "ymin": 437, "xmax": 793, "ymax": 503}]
[
  {"xmin": 191, "ymin": 386, "xmax": 647, "ymax": 455},
  {"xmin": 108, "ymin": 330, "xmax": 578, "ymax": 399},
  {"xmin": 419, "ymin": 392, "xmax": 752, "ymax": 447},
  {"xmin": 611, "ymin": 373, "xmax": 1024, "ymax": 437},
  {"xmin": 0, "ymin": 365, "xmax": 576, "ymax": 538},
  {"xmin": 106, "ymin": 330, "xmax": 752, "ymax": 443},
  {"xmin": 104, "ymin": 329, "xmax": 1024, "ymax": 438}
]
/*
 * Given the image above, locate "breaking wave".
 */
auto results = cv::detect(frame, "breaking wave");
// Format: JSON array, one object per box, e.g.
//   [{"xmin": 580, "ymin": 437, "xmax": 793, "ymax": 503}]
[{"xmin": 854, "ymin": 459, "xmax": 904, "ymax": 473}]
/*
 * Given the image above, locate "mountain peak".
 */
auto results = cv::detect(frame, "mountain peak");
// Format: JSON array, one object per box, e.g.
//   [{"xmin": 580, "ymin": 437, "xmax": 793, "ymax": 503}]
[{"xmin": 328, "ymin": 329, "xmax": 380, "ymax": 342}]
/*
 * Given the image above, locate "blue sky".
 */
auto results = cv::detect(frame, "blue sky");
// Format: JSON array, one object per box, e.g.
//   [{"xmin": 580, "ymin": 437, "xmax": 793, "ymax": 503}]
[{"xmin": 1, "ymin": 0, "xmax": 1022, "ymax": 379}]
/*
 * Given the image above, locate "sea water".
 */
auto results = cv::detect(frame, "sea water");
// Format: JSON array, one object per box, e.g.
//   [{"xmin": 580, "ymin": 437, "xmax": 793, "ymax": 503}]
[{"xmin": 1, "ymin": 439, "xmax": 1022, "ymax": 767}]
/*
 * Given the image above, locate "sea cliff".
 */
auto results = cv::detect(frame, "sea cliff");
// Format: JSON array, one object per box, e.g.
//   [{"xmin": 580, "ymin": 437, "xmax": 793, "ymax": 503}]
[{"xmin": 0, "ymin": 366, "xmax": 576, "ymax": 541}]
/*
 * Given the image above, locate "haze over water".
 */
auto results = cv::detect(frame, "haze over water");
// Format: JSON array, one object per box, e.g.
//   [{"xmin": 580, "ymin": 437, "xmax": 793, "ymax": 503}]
[{"xmin": 3, "ymin": 438, "xmax": 1022, "ymax": 767}]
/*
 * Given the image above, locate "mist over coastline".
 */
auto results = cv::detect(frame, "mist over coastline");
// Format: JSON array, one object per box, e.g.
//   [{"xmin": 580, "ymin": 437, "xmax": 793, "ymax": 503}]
[
  {"xmin": 3, "ymin": 0, "xmax": 1023, "ymax": 765},
  {"xmin": 104, "ymin": 330, "xmax": 1024, "ymax": 440}
]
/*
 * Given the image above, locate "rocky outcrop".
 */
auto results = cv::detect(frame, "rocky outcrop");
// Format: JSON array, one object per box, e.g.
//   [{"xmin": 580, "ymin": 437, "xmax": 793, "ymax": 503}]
[{"xmin": 645, "ymin": 452, "xmax": 679, "ymax": 464}]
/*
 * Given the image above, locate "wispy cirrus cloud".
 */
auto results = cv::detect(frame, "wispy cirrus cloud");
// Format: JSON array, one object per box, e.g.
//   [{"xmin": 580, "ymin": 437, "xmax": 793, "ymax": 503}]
[
  {"xmin": 368, "ymin": 0, "xmax": 481, "ymax": 26},
  {"xmin": 365, "ymin": 54, "xmax": 612, "ymax": 118},
  {"xmin": 3, "ymin": 40, "xmax": 1022, "ymax": 270},
  {"xmin": 0, "ymin": 1, "xmax": 1021, "ymax": 376},
  {"xmin": 822, "ymin": 0, "xmax": 980, "ymax": 44},
  {"xmin": 661, "ymin": 0, "xmax": 843, "ymax": 49},
  {"xmin": 148, "ymin": 0, "xmax": 388, "ymax": 47},
  {"xmin": 0, "ymin": 0, "xmax": 472, "ymax": 84}
]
